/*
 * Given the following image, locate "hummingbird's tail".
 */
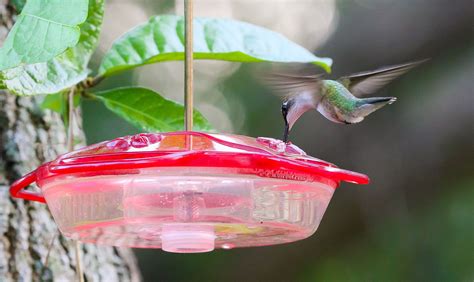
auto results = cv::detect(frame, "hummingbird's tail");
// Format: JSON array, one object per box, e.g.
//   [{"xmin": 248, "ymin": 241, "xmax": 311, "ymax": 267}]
[{"xmin": 354, "ymin": 97, "xmax": 397, "ymax": 119}]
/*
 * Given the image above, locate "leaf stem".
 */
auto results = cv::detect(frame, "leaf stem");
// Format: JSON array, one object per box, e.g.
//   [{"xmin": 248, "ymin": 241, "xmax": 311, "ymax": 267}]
[
  {"xmin": 67, "ymin": 87, "xmax": 75, "ymax": 152},
  {"xmin": 67, "ymin": 87, "xmax": 84, "ymax": 282},
  {"xmin": 79, "ymin": 75, "xmax": 105, "ymax": 90},
  {"xmin": 41, "ymin": 232, "xmax": 58, "ymax": 278},
  {"xmin": 74, "ymin": 240, "xmax": 84, "ymax": 282},
  {"xmin": 81, "ymin": 91, "xmax": 96, "ymax": 100},
  {"xmin": 184, "ymin": 0, "xmax": 194, "ymax": 131},
  {"xmin": 88, "ymin": 75, "xmax": 105, "ymax": 88}
]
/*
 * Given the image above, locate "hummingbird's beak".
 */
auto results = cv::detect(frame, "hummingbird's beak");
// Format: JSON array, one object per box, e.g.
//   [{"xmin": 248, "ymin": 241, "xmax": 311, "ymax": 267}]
[
  {"xmin": 282, "ymin": 101, "xmax": 290, "ymax": 142},
  {"xmin": 281, "ymin": 97, "xmax": 315, "ymax": 142}
]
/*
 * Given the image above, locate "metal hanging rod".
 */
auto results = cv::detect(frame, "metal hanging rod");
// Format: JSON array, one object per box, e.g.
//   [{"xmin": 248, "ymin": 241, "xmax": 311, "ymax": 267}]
[{"xmin": 184, "ymin": 0, "xmax": 194, "ymax": 131}]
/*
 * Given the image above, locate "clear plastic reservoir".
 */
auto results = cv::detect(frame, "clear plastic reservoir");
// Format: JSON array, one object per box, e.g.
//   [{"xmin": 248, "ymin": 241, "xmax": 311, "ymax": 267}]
[{"xmin": 43, "ymin": 167, "xmax": 335, "ymax": 252}]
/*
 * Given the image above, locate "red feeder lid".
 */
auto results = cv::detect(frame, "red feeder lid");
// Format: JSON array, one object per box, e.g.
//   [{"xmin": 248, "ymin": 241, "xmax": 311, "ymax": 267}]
[{"xmin": 10, "ymin": 131, "xmax": 369, "ymax": 203}]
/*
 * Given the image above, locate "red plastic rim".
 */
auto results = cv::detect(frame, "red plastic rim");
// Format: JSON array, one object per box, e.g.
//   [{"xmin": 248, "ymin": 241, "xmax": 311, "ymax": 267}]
[{"xmin": 10, "ymin": 131, "xmax": 370, "ymax": 203}]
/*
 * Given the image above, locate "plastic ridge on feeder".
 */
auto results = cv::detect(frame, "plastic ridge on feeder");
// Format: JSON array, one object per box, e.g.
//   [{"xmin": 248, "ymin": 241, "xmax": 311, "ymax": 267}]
[{"xmin": 10, "ymin": 131, "xmax": 369, "ymax": 253}]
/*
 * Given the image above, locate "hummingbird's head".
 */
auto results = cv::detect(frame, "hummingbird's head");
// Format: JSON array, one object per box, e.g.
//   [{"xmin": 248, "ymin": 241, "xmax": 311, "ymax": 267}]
[
  {"xmin": 282, "ymin": 97, "xmax": 316, "ymax": 130},
  {"xmin": 350, "ymin": 97, "xmax": 397, "ymax": 123}
]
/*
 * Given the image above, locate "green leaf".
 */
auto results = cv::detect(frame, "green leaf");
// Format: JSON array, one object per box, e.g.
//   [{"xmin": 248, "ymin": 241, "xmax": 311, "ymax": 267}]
[
  {"xmin": 0, "ymin": 0, "xmax": 104, "ymax": 96},
  {"xmin": 40, "ymin": 93, "xmax": 66, "ymax": 114},
  {"xmin": 0, "ymin": 0, "xmax": 89, "ymax": 71},
  {"xmin": 11, "ymin": 0, "xmax": 26, "ymax": 12},
  {"xmin": 99, "ymin": 15, "xmax": 332, "ymax": 76},
  {"xmin": 40, "ymin": 92, "xmax": 80, "ymax": 114},
  {"xmin": 91, "ymin": 87, "xmax": 213, "ymax": 132},
  {"xmin": 40, "ymin": 91, "xmax": 81, "ymax": 128}
]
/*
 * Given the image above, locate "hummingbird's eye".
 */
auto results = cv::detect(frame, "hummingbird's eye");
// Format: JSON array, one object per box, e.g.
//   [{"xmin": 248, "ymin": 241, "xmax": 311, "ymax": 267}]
[{"xmin": 281, "ymin": 101, "xmax": 290, "ymax": 114}]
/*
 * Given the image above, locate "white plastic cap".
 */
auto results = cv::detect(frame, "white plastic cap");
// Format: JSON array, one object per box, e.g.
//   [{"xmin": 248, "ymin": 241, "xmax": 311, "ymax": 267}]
[{"xmin": 161, "ymin": 224, "xmax": 216, "ymax": 253}]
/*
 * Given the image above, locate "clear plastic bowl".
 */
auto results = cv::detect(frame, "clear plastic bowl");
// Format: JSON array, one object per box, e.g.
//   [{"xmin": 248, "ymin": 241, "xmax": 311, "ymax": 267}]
[{"xmin": 42, "ymin": 168, "xmax": 335, "ymax": 252}]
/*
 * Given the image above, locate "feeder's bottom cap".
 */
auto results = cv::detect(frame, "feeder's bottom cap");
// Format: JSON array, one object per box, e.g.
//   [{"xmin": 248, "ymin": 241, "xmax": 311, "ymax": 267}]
[{"xmin": 161, "ymin": 224, "xmax": 216, "ymax": 253}]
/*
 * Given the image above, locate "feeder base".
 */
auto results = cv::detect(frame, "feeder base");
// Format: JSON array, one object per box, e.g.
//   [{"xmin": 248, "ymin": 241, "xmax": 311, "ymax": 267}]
[{"xmin": 44, "ymin": 169, "xmax": 335, "ymax": 251}]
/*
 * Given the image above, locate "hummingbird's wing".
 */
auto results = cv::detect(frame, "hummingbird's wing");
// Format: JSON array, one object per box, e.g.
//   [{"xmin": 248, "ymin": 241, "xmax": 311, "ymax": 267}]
[
  {"xmin": 261, "ymin": 72, "xmax": 324, "ymax": 100},
  {"xmin": 338, "ymin": 59, "xmax": 428, "ymax": 97}
]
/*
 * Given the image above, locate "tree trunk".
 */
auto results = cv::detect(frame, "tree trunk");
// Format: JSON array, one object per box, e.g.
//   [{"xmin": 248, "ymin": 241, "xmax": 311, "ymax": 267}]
[{"xmin": 0, "ymin": 2, "xmax": 141, "ymax": 281}]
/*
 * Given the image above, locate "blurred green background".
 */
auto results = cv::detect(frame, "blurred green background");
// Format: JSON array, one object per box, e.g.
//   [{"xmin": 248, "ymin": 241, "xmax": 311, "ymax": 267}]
[{"xmin": 81, "ymin": 0, "xmax": 473, "ymax": 281}]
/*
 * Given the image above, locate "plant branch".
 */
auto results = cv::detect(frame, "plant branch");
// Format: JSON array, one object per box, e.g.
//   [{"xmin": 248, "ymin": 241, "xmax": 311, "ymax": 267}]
[
  {"xmin": 67, "ymin": 88, "xmax": 75, "ymax": 152},
  {"xmin": 79, "ymin": 75, "xmax": 105, "ymax": 91},
  {"xmin": 67, "ymin": 87, "xmax": 84, "ymax": 282},
  {"xmin": 88, "ymin": 75, "xmax": 105, "ymax": 88},
  {"xmin": 41, "ymin": 232, "xmax": 58, "ymax": 278}
]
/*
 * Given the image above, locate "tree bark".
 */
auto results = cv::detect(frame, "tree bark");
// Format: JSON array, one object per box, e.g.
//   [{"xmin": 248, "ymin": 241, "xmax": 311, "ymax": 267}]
[{"xmin": 0, "ymin": 2, "xmax": 141, "ymax": 281}]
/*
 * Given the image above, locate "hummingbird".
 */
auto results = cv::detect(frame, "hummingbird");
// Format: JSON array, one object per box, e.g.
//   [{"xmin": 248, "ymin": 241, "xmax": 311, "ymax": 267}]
[{"xmin": 265, "ymin": 60, "xmax": 427, "ymax": 142}]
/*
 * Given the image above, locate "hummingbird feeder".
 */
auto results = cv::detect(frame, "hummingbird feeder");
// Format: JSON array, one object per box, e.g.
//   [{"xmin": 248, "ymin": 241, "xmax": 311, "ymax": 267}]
[
  {"xmin": 10, "ymin": 132, "xmax": 368, "ymax": 253},
  {"xmin": 9, "ymin": 1, "xmax": 369, "ymax": 253}
]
